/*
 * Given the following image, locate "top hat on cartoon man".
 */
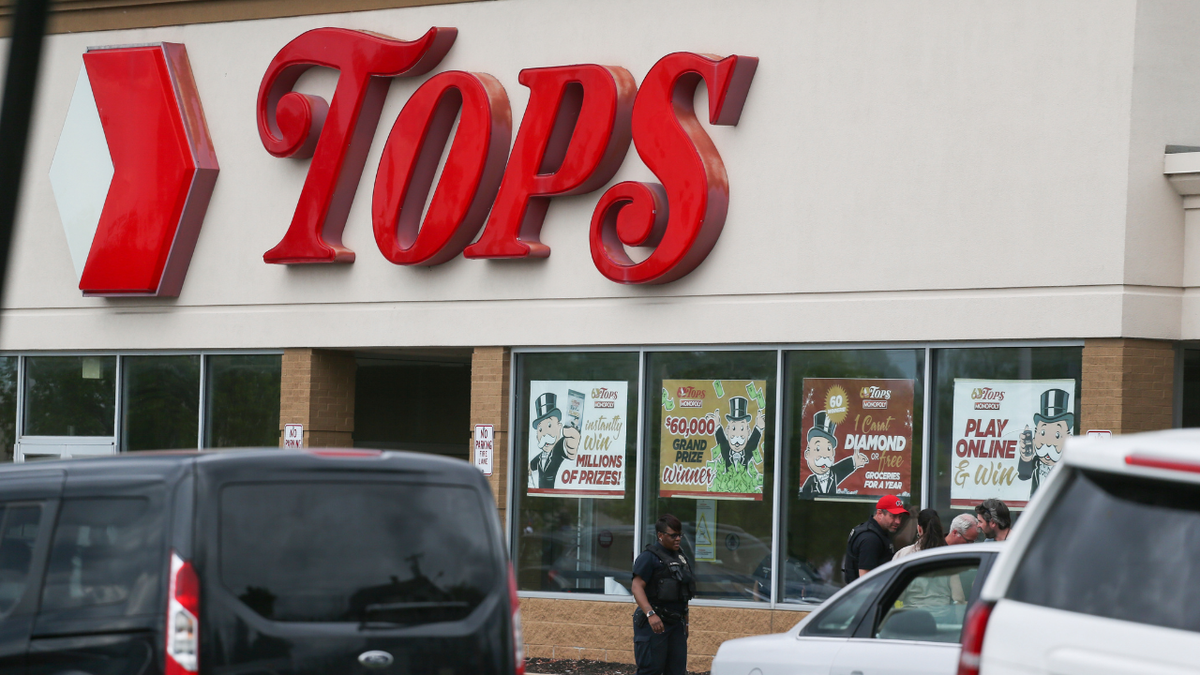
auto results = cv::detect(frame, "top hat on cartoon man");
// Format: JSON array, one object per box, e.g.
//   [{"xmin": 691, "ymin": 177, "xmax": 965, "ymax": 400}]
[
  {"xmin": 1033, "ymin": 389, "xmax": 1074, "ymax": 428},
  {"xmin": 807, "ymin": 410, "xmax": 838, "ymax": 448},
  {"xmin": 726, "ymin": 396, "xmax": 753, "ymax": 422},
  {"xmin": 532, "ymin": 393, "xmax": 562, "ymax": 429}
]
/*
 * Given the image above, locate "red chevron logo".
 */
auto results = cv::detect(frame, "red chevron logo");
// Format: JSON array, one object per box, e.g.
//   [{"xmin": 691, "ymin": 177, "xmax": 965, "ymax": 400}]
[{"xmin": 50, "ymin": 43, "xmax": 218, "ymax": 297}]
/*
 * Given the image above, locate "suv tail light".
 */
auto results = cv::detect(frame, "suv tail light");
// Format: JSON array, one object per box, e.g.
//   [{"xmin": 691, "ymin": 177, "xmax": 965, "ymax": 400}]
[
  {"xmin": 167, "ymin": 552, "xmax": 199, "ymax": 675},
  {"xmin": 957, "ymin": 601, "xmax": 994, "ymax": 675},
  {"xmin": 1126, "ymin": 453, "xmax": 1200, "ymax": 474},
  {"xmin": 508, "ymin": 562, "xmax": 524, "ymax": 675}
]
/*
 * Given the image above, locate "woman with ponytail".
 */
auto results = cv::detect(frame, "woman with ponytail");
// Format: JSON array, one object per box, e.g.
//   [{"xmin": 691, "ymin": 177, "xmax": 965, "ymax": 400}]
[{"xmin": 893, "ymin": 508, "xmax": 945, "ymax": 560}]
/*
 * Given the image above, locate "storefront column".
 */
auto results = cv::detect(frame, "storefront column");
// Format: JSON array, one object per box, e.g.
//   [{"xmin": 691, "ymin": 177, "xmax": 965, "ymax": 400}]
[
  {"xmin": 470, "ymin": 347, "xmax": 510, "ymax": 518},
  {"xmin": 279, "ymin": 348, "xmax": 356, "ymax": 447},
  {"xmin": 1081, "ymin": 339, "xmax": 1174, "ymax": 434}
]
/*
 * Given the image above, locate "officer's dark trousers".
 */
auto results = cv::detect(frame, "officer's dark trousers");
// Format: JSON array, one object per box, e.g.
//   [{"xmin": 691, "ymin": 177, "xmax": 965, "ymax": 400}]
[{"xmin": 634, "ymin": 620, "xmax": 687, "ymax": 675}]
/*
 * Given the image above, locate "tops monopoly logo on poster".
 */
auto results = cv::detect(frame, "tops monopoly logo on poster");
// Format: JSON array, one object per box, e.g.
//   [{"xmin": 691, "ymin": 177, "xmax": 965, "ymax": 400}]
[{"xmin": 51, "ymin": 27, "xmax": 758, "ymax": 296}]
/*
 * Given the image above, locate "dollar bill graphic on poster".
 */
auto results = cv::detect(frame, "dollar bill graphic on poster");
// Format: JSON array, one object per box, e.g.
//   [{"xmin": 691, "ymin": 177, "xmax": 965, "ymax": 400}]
[
  {"xmin": 659, "ymin": 379, "xmax": 767, "ymax": 501},
  {"xmin": 528, "ymin": 381, "xmax": 628, "ymax": 498},
  {"xmin": 950, "ymin": 378, "xmax": 1076, "ymax": 508}
]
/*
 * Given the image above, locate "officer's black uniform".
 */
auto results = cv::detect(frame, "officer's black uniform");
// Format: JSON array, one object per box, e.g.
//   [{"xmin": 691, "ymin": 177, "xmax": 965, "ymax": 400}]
[{"xmin": 631, "ymin": 542, "xmax": 696, "ymax": 675}]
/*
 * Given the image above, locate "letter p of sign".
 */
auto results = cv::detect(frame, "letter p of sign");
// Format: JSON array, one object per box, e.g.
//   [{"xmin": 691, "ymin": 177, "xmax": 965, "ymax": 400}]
[{"xmin": 463, "ymin": 64, "xmax": 637, "ymax": 259}]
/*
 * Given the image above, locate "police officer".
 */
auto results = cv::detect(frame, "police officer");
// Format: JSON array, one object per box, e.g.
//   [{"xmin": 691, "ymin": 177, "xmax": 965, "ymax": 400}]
[{"xmin": 631, "ymin": 514, "xmax": 696, "ymax": 675}]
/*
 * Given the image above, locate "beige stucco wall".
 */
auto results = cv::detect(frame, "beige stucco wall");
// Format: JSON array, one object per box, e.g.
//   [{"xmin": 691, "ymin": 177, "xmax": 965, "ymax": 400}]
[{"xmin": 0, "ymin": 0, "xmax": 1194, "ymax": 349}]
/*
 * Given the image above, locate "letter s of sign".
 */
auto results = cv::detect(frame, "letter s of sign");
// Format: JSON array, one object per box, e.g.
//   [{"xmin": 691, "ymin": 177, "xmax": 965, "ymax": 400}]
[
  {"xmin": 590, "ymin": 53, "xmax": 757, "ymax": 284},
  {"xmin": 372, "ymin": 71, "xmax": 512, "ymax": 265},
  {"xmin": 256, "ymin": 27, "xmax": 457, "ymax": 264},
  {"xmin": 463, "ymin": 64, "xmax": 637, "ymax": 259}
]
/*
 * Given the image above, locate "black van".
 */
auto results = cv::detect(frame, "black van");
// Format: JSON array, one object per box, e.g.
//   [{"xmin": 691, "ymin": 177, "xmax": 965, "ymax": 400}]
[{"xmin": 0, "ymin": 448, "xmax": 521, "ymax": 675}]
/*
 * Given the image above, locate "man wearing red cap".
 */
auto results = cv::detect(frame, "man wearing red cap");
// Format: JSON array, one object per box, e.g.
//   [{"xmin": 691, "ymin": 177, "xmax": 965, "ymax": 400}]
[{"xmin": 841, "ymin": 495, "xmax": 907, "ymax": 584}]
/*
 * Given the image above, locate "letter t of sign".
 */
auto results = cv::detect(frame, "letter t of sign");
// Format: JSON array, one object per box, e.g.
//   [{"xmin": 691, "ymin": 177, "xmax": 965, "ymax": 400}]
[{"xmin": 257, "ymin": 27, "xmax": 457, "ymax": 264}]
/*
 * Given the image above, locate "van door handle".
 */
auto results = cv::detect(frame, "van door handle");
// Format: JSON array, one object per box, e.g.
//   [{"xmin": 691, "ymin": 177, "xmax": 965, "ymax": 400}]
[{"xmin": 850, "ymin": 671, "xmax": 864, "ymax": 675}]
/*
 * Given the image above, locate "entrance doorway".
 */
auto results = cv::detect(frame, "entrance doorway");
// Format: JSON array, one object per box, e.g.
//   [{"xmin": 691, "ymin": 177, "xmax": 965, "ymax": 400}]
[{"xmin": 354, "ymin": 351, "xmax": 472, "ymax": 461}]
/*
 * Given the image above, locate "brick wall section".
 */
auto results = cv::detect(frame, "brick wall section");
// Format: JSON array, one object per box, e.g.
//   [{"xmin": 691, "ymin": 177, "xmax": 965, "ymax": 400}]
[
  {"xmin": 471, "ymin": 347, "xmax": 511, "ymax": 516},
  {"xmin": 520, "ymin": 597, "xmax": 807, "ymax": 672},
  {"xmin": 1081, "ymin": 339, "xmax": 1174, "ymax": 434},
  {"xmin": 279, "ymin": 348, "xmax": 356, "ymax": 447}
]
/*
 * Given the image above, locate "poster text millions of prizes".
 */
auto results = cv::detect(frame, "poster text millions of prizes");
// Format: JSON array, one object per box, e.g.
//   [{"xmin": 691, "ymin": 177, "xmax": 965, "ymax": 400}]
[
  {"xmin": 659, "ymin": 379, "xmax": 768, "ymax": 501},
  {"xmin": 527, "ymin": 381, "xmax": 628, "ymax": 498}
]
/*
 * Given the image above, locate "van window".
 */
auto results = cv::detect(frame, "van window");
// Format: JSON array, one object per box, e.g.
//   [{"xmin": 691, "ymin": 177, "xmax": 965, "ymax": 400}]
[
  {"xmin": 41, "ymin": 498, "xmax": 163, "ymax": 617},
  {"xmin": 0, "ymin": 505, "xmax": 41, "ymax": 613},
  {"xmin": 1007, "ymin": 469, "xmax": 1200, "ymax": 633},
  {"xmin": 220, "ymin": 482, "xmax": 497, "ymax": 624}
]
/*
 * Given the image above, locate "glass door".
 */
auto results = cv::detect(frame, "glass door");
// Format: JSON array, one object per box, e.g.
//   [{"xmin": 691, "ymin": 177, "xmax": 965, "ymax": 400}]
[{"xmin": 16, "ymin": 356, "xmax": 117, "ymax": 462}]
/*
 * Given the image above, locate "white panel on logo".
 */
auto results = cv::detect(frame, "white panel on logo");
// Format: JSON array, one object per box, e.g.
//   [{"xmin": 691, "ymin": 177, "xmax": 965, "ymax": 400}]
[{"xmin": 49, "ymin": 65, "xmax": 114, "ymax": 281}]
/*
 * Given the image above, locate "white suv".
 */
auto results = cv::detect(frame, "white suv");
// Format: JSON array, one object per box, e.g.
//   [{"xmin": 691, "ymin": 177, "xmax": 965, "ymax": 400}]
[{"xmin": 964, "ymin": 429, "xmax": 1200, "ymax": 675}]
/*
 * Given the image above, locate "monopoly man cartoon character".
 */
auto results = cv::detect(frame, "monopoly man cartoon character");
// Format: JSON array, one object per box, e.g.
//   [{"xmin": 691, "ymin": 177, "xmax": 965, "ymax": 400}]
[
  {"xmin": 1018, "ymin": 388, "xmax": 1072, "ymax": 495},
  {"xmin": 529, "ymin": 392, "xmax": 581, "ymax": 489},
  {"xmin": 799, "ymin": 410, "xmax": 868, "ymax": 497}
]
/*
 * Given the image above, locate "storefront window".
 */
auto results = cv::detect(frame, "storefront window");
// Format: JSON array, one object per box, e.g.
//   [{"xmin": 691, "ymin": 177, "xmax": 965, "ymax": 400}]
[
  {"xmin": 779, "ymin": 349, "xmax": 925, "ymax": 603},
  {"xmin": 511, "ymin": 343, "xmax": 1081, "ymax": 607},
  {"xmin": 513, "ymin": 352, "xmax": 639, "ymax": 595},
  {"xmin": 643, "ymin": 351, "xmax": 776, "ymax": 602},
  {"xmin": 204, "ymin": 355, "xmax": 281, "ymax": 448},
  {"xmin": 1181, "ymin": 348, "xmax": 1200, "ymax": 428},
  {"xmin": 24, "ymin": 356, "xmax": 116, "ymax": 436},
  {"xmin": 0, "ymin": 358, "xmax": 15, "ymax": 461},
  {"xmin": 929, "ymin": 347, "xmax": 1082, "ymax": 526},
  {"xmin": 122, "ymin": 356, "xmax": 200, "ymax": 451}
]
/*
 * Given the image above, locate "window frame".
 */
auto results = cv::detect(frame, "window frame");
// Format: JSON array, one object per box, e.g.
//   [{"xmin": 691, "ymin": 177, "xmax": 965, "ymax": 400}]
[
  {"xmin": 0, "ymin": 350, "xmax": 282, "ymax": 460},
  {"xmin": 509, "ymin": 341, "xmax": 1081, "ymax": 610}
]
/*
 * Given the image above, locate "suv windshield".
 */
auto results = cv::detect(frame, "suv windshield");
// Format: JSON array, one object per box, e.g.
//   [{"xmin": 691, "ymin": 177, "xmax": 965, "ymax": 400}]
[
  {"xmin": 1007, "ymin": 468, "xmax": 1200, "ymax": 633},
  {"xmin": 220, "ymin": 481, "xmax": 497, "ymax": 624}
]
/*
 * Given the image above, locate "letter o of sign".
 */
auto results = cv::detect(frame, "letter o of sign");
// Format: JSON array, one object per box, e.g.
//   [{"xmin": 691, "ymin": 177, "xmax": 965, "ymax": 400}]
[{"xmin": 372, "ymin": 71, "xmax": 512, "ymax": 265}]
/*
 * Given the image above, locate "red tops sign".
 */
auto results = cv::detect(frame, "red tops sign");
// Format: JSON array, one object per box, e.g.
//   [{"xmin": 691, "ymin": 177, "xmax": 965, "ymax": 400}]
[
  {"xmin": 258, "ymin": 27, "xmax": 757, "ymax": 285},
  {"xmin": 60, "ymin": 27, "xmax": 756, "ymax": 296}
]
